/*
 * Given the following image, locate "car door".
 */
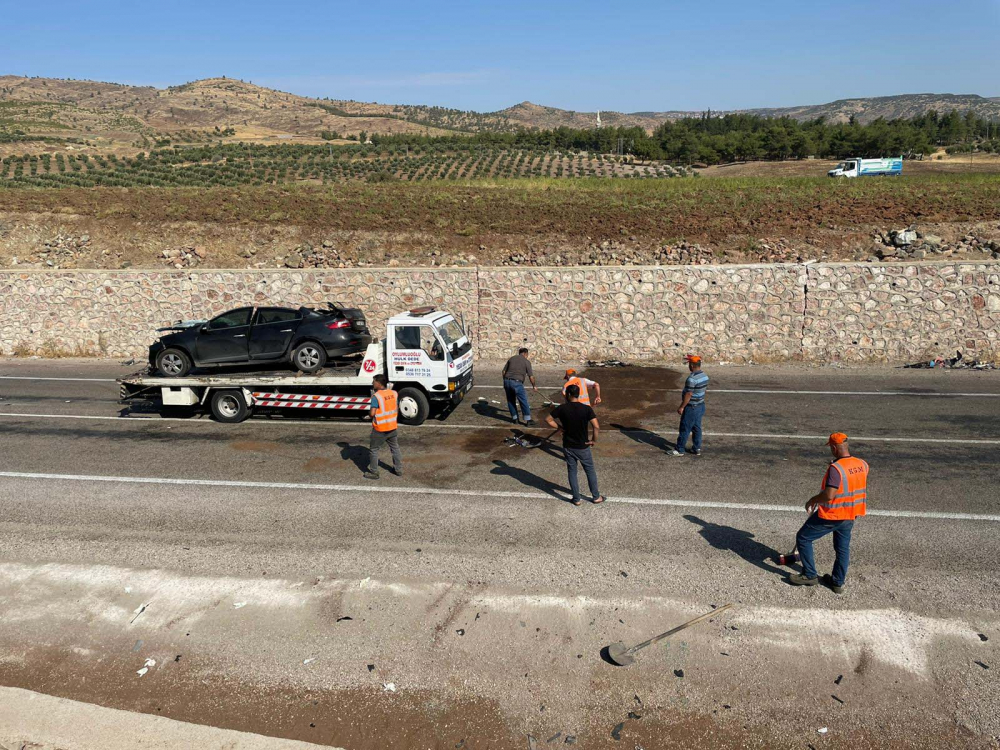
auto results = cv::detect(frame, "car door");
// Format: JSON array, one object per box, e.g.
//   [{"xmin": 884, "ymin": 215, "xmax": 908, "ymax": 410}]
[
  {"xmin": 196, "ymin": 307, "xmax": 253, "ymax": 364},
  {"xmin": 249, "ymin": 307, "xmax": 300, "ymax": 360},
  {"xmin": 388, "ymin": 324, "xmax": 448, "ymax": 383}
]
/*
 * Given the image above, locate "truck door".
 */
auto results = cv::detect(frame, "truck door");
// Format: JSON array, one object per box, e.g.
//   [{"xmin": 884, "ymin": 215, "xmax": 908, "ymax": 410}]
[
  {"xmin": 249, "ymin": 307, "xmax": 300, "ymax": 360},
  {"xmin": 388, "ymin": 324, "xmax": 448, "ymax": 386},
  {"xmin": 197, "ymin": 307, "xmax": 253, "ymax": 363}
]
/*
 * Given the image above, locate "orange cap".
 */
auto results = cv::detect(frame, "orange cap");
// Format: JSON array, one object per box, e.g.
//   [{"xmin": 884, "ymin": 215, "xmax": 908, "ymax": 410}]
[
  {"xmin": 827, "ymin": 432, "xmax": 848, "ymax": 445},
  {"xmin": 565, "ymin": 368, "xmax": 577, "ymax": 378},
  {"xmin": 685, "ymin": 354, "xmax": 701, "ymax": 364}
]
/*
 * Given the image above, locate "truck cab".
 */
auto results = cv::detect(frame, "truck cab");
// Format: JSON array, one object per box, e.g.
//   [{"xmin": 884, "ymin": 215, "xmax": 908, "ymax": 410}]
[
  {"xmin": 384, "ymin": 307, "xmax": 474, "ymax": 422},
  {"xmin": 828, "ymin": 160, "xmax": 860, "ymax": 178}
]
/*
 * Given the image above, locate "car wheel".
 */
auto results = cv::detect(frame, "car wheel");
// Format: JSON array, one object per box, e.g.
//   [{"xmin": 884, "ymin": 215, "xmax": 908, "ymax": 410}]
[
  {"xmin": 397, "ymin": 387, "xmax": 430, "ymax": 426},
  {"xmin": 292, "ymin": 342, "xmax": 327, "ymax": 373},
  {"xmin": 210, "ymin": 389, "xmax": 250, "ymax": 423},
  {"xmin": 155, "ymin": 347, "xmax": 192, "ymax": 378}
]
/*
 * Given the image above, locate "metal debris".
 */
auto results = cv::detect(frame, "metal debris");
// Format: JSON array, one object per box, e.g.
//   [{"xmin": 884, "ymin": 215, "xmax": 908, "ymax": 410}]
[
  {"xmin": 233, "ymin": 601, "xmax": 247, "ymax": 609},
  {"xmin": 978, "ymin": 633, "xmax": 989, "ymax": 642},
  {"xmin": 383, "ymin": 682, "xmax": 397, "ymax": 692},
  {"xmin": 586, "ymin": 359, "xmax": 629, "ymax": 368},
  {"xmin": 903, "ymin": 351, "xmax": 996, "ymax": 370},
  {"xmin": 610, "ymin": 722, "xmax": 625, "ymax": 741},
  {"xmin": 130, "ymin": 602, "xmax": 150, "ymax": 624}
]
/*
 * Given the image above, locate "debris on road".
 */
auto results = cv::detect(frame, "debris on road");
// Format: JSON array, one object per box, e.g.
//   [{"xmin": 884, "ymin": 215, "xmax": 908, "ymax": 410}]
[
  {"xmin": 336, "ymin": 616, "xmax": 353, "ymax": 622},
  {"xmin": 835, "ymin": 674, "xmax": 843, "ymax": 685},
  {"xmin": 303, "ymin": 658, "xmax": 317, "ymax": 665},
  {"xmin": 130, "ymin": 602, "xmax": 150, "ymax": 624},
  {"xmin": 832, "ymin": 695, "xmax": 844, "ymax": 704},
  {"xmin": 546, "ymin": 732, "xmax": 562, "ymax": 743},
  {"xmin": 974, "ymin": 661, "xmax": 990, "ymax": 670},
  {"xmin": 903, "ymin": 351, "xmax": 997, "ymax": 370},
  {"xmin": 131, "ymin": 639, "xmax": 143, "ymax": 652},
  {"xmin": 367, "ymin": 664, "xmax": 375, "ymax": 672},
  {"xmin": 456, "ymin": 629, "xmax": 465, "ymax": 636},
  {"xmin": 978, "ymin": 633, "xmax": 988, "ymax": 642},
  {"xmin": 817, "ymin": 727, "xmax": 828, "ymax": 734},
  {"xmin": 383, "ymin": 682, "xmax": 397, "ymax": 692},
  {"xmin": 587, "ymin": 359, "xmax": 629, "ymax": 368},
  {"xmin": 136, "ymin": 658, "xmax": 156, "ymax": 677},
  {"xmin": 674, "ymin": 669, "xmax": 684, "ymax": 678},
  {"xmin": 233, "ymin": 601, "xmax": 247, "ymax": 609},
  {"xmin": 610, "ymin": 722, "xmax": 625, "ymax": 741}
]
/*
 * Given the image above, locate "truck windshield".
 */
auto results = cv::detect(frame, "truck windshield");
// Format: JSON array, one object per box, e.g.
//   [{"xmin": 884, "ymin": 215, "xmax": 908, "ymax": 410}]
[{"xmin": 436, "ymin": 318, "xmax": 465, "ymax": 346}]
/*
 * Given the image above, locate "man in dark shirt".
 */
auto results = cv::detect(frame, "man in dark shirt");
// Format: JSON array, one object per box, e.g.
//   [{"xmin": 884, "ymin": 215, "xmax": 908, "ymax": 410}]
[
  {"xmin": 501, "ymin": 347, "xmax": 538, "ymax": 426},
  {"xmin": 546, "ymin": 384, "xmax": 605, "ymax": 506}
]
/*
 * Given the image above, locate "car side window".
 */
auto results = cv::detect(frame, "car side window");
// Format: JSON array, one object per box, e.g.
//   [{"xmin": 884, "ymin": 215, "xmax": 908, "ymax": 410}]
[
  {"xmin": 257, "ymin": 308, "xmax": 299, "ymax": 325},
  {"xmin": 394, "ymin": 325, "xmax": 421, "ymax": 350},
  {"xmin": 207, "ymin": 307, "xmax": 252, "ymax": 330}
]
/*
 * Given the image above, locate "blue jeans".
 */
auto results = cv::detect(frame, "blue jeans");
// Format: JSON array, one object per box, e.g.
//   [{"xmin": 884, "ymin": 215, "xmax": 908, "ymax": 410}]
[
  {"xmin": 503, "ymin": 379, "xmax": 530, "ymax": 421},
  {"xmin": 676, "ymin": 402, "xmax": 705, "ymax": 453},
  {"xmin": 564, "ymin": 446, "xmax": 600, "ymax": 501},
  {"xmin": 796, "ymin": 513, "xmax": 854, "ymax": 585}
]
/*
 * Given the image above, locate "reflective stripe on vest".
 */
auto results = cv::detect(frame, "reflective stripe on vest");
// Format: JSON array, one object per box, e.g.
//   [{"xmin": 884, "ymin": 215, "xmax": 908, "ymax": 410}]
[
  {"xmin": 818, "ymin": 457, "xmax": 869, "ymax": 521},
  {"xmin": 563, "ymin": 377, "xmax": 591, "ymax": 405},
  {"xmin": 373, "ymin": 389, "xmax": 398, "ymax": 432}
]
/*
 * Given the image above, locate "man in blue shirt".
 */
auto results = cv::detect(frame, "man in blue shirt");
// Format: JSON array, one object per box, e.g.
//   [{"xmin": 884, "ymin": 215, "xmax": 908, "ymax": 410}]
[{"xmin": 671, "ymin": 354, "xmax": 709, "ymax": 456}]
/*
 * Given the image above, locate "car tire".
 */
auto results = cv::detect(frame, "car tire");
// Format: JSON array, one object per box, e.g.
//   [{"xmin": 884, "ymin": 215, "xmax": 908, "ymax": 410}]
[
  {"xmin": 397, "ymin": 387, "xmax": 430, "ymax": 426},
  {"xmin": 155, "ymin": 347, "xmax": 192, "ymax": 378},
  {"xmin": 292, "ymin": 341, "xmax": 327, "ymax": 374},
  {"xmin": 209, "ymin": 389, "xmax": 250, "ymax": 424}
]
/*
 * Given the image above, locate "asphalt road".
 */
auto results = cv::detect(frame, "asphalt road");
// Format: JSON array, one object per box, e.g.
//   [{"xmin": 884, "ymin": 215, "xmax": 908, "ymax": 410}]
[{"xmin": 1, "ymin": 358, "xmax": 998, "ymax": 750}]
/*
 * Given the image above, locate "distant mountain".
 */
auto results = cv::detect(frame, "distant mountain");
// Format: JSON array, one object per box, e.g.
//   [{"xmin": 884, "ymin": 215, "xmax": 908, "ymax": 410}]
[{"xmin": 1, "ymin": 75, "xmax": 997, "ymax": 147}]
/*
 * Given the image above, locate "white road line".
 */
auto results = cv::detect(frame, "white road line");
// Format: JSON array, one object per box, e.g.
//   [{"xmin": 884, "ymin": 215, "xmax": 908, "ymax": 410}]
[
  {"xmin": 1, "ymin": 375, "xmax": 999, "ymax": 398},
  {"xmin": 0, "ymin": 376, "xmax": 118, "ymax": 382},
  {"xmin": 474, "ymin": 385, "xmax": 1000, "ymax": 397},
  {"xmin": 1, "ymin": 411, "xmax": 998, "ymax": 444},
  {"xmin": 1, "ymin": 470, "xmax": 997, "ymax": 522}
]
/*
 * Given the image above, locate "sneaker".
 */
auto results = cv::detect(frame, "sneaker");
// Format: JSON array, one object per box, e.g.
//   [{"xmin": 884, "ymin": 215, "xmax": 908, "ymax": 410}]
[
  {"xmin": 364, "ymin": 471, "xmax": 380, "ymax": 480},
  {"xmin": 788, "ymin": 573, "xmax": 819, "ymax": 586},
  {"xmin": 392, "ymin": 468, "xmax": 403, "ymax": 477},
  {"xmin": 691, "ymin": 449, "xmax": 701, "ymax": 456},
  {"xmin": 525, "ymin": 419, "xmax": 537, "ymax": 427},
  {"xmin": 669, "ymin": 449, "xmax": 685, "ymax": 456},
  {"xmin": 822, "ymin": 574, "xmax": 845, "ymax": 594}
]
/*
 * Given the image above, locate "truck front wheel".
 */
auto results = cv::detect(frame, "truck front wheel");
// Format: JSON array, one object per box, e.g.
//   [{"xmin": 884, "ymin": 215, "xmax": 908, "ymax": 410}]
[
  {"xmin": 210, "ymin": 389, "xmax": 250, "ymax": 423},
  {"xmin": 397, "ymin": 387, "xmax": 430, "ymax": 426}
]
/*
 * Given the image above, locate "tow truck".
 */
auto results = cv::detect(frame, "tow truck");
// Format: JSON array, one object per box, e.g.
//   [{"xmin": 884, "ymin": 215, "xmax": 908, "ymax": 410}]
[{"xmin": 118, "ymin": 307, "xmax": 473, "ymax": 425}]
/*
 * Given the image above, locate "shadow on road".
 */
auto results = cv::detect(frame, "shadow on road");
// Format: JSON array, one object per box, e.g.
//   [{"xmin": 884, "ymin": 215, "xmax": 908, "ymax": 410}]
[
  {"xmin": 684, "ymin": 514, "xmax": 785, "ymax": 576},
  {"xmin": 337, "ymin": 441, "xmax": 370, "ymax": 474},
  {"xmin": 611, "ymin": 423, "xmax": 675, "ymax": 453},
  {"xmin": 490, "ymin": 459, "xmax": 572, "ymax": 503}
]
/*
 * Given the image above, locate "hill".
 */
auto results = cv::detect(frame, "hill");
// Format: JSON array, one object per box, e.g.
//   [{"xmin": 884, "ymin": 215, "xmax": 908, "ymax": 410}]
[{"xmin": 1, "ymin": 75, "xmax": 998, "ymax": 149}]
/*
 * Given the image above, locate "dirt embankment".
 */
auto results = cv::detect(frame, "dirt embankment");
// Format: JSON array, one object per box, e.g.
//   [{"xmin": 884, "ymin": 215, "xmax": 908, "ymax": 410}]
[{"xmin": 1, "ymin": 179, "xmax": 999, "ymax": 270}]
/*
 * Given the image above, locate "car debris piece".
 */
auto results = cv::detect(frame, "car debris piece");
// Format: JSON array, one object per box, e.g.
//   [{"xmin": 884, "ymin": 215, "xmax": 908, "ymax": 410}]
[
  {"xmin": 974, "ymin": 661, "xmax": 990, "ymax": 670},
  {"xmin": 610, "ymin": 722, "xmax": 625, "ymax": 741},
  {"xmin": 382, "ymin": 682, "xmax": 397, "ymax": 692},
  {"xmin": 131, "ymin": 640, "xmax": 143, "ymax": 652},
  {"xmin": 136, "ymin": 658, "xmax": 156, "ymax": 677},
  {"xmin": 130, "ymin": 602, "xmax": 150, "ymax": 624},
  {"xmin": 367, "ymin": 664, "xmax": 375, "ymax": 672},
  {"xmin": 832, "ymin": 695, "xmax": 844, "ymax": 704},
  {"xmin": 233, "ymin": 601, "xmax": 247, "ymax": 609},
  {"xmin": 303, "ymin": 658, "xmax": 317, "ymax": 665},
  {"xmin": 546, "ymin": 733, "xmax": 562, "ymax": 743},
  {"xmin": 978, "ymin": 633, "xmax": 988, "ymax": 642},
  {"xmin": 817, "ymin": 727, "xmax": 828, "ymax": 734},
  {"xmin": 586, "ymin": 359, "xmax": 629, "ymax": 368},
  {"xmin": 337, "ymin": 616, "xmax": 353, "ymax": 622}
]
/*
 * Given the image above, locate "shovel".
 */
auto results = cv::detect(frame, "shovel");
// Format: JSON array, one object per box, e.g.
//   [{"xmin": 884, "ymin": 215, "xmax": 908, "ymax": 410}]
[{"xmin": 606, "ymin": 602, "xmax": 735, "ymax": 667}]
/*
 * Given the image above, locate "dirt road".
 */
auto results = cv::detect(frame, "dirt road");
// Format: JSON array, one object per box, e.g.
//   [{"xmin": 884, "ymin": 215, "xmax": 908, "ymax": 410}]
[{"xmin": 0, "ymin": 360, "xmax": 998, "ymax": 749}]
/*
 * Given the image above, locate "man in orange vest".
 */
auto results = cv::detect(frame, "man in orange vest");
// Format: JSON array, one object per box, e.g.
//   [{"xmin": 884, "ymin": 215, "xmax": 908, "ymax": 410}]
[
  {"xmin": 365, "ymin": 374, "xmax": 403, "ymax": 480},
  {"xmin": 562, "ymin": 369, "xmax": 601, "ymax": 406},
  {"xmin": 789, "ymin": 433, "xmax": 869, "ymax": 593}
]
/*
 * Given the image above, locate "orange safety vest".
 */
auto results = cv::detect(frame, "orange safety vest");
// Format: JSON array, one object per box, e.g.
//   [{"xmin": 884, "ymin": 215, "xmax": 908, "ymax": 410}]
[
  {"xmin": 372, "ymin": 389, "xmax": 398, "ymax": 432},
  {"xmin": 818, "ymin": 456, "xmax": 869, "ymax": 521},
  {"xmin": 563, "ymin": 377, "xmax": 591, "ymax": 405}
]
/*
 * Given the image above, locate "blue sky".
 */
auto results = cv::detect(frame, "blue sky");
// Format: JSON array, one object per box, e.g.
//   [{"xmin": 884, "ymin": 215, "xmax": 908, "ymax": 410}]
[{"xmin": 4, "ymin": 0, "xmax": 998, "ymax": 112}]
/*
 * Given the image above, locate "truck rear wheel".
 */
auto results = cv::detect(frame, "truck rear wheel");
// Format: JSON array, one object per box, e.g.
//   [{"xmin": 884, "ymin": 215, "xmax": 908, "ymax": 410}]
[
  {"xmin": 210, "ymin": 389, "xmax": 250, "ymax": 424},
  {"xmin": 397, "ymin": 387, "xmax": 430, "ymax": 426}
]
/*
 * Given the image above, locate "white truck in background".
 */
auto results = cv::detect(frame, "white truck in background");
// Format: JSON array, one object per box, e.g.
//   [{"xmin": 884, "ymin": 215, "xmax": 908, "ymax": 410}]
[
  {"xmin": 828, "ymin": 156, "xmax": 903, "ymax": 178},
  {"xmin": 119, "ymin": 307, "xmax": 473, "ymax": 425}
]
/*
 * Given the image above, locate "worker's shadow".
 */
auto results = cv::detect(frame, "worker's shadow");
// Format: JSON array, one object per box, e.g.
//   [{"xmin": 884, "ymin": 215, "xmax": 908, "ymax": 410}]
[
  {"xmin": 684, "ymin": 515, "xmax": 785, "ymax": 576},
  {"xmin": 472, "ymin": 400, "xmax": 519, "ymax": 424},
  {"xmin": 611, "ymin": 424, "xmax": 675, "ymax": 453},
  {"xmin": 337, "ymin": 441, "xmax": 370, "ymax": 474},
  {"xmin": 491, "ymin": 460, "xmax": 572, "ymax": 503}
]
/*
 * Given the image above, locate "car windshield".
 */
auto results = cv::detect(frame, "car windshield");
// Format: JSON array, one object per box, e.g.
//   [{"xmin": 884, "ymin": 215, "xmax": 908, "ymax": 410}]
[{"xmin": 436, "ymin": 318, "xmax": 465, "ymax": 346}]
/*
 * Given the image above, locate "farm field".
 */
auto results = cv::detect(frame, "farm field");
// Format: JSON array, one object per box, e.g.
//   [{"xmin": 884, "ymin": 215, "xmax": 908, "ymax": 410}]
[
  {"xmin": 0, "ymin": 144, "xmax": 684, "ymax": 188},
  {"xmin": 1, "ymin": 174, "xmax": 998, "ymax": 270}
]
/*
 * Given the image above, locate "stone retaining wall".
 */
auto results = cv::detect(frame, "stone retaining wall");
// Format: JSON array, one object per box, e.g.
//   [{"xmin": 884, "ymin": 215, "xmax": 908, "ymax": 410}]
[{"xmin": 1, "ymin": 261, "xmax": 998, "ymax": 363}]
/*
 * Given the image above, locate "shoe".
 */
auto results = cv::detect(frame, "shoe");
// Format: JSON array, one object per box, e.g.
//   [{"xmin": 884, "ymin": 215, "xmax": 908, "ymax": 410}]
[
  {"xmin": 788, "ymin": 573, "xmax": 819, "ymax": 586},
  {"xmin": 822, "ymin": 574, "xmax": 845, "ymax": 594},
  {"xmin": 525, "ymin": 419, "xmax": 537, "ymax": 427},
  {"xmin": 364, "ymin": 471, "xmax": 380, "ymax": 480},
  {"xmin": 392, "ymin": 468, "xmax": 403, "ymax": 477},
  {"xmin": 669, "ymin": 449, "xmax": 685, "ymax": 456},
  {"xmin": 691, "ymin": 449, "xmax": 701, "ymax": 456}
]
